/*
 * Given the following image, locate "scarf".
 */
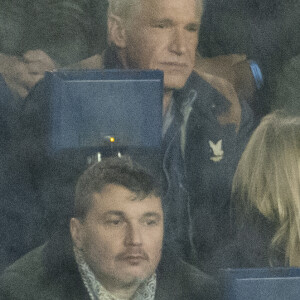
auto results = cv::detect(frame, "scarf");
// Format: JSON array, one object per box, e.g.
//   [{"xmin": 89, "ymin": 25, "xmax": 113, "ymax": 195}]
[{"xmin": 74, "ymin": 247, "xmax": 156, "ymax": 300}]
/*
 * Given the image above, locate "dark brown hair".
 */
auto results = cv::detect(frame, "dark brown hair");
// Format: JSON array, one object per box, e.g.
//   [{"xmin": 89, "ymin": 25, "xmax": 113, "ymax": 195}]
[{"xmin": 74, "ymin": 156, "xmax": 161, "ymax": 219}]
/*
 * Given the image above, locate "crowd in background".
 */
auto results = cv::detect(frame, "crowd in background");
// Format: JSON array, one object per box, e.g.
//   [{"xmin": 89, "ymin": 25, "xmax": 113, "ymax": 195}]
[
  {"xmin": 0, "ymin": 0, "xmax": 299, "ymax": 281},
  {"xmin": 1, "ymin": 0, "xmax": 299, "ymax": 108}
]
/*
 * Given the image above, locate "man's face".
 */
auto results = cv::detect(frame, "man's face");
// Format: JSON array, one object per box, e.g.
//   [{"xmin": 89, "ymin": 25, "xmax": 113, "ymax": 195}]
[
  {"xmin": 122, "ymin": 0, "xmax": 201, "ymax": 90},
  {"xmin": 71, "ymin": 184, "xmax": 163, "ymax": 289}
]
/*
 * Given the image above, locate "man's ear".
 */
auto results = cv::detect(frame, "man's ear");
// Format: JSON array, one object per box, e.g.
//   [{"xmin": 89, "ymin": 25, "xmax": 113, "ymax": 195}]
[
  {"xmin": 107, "ymin": 14, "xmax": 127, "ymax": 48},
  {"xmin": 70, "ymin": 218, "xmax": 85, "ymax": 250}
]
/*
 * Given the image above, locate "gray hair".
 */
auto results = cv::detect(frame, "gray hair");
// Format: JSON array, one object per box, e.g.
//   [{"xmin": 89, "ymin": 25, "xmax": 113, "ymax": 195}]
[
  {"xmin": 107, "ymin": 0, "xmax": 141, "ymax": 20},
  {"xmin": 107, "ymin": 0, "xmax": 204, "ymax": 21}
]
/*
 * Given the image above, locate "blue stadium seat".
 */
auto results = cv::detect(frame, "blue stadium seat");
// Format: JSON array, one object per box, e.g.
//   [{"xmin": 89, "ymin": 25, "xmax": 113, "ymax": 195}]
[
  {"xmin": 43, "ymin": 69, "xmax": 163, "ymax": 158},
  {"xmin": 220, "ymin": 267, "xmax": 300, "ymax": 300}
]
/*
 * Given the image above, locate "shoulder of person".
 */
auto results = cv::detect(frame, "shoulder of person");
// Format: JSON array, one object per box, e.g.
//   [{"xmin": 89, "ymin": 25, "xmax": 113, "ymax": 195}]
[
  {"xmin": 0, "ymin": 232, "xmax": 87, "ymax": 300},
  {"xmin": 1, "ymin": 244, "xmax": 46, "ymax": 278},
  {"xmin": 67, "ymin": 54, "xmax": 103, "ymax": 70},
  {"xmin": 176, "ymin": 258, "xmax": 221, "ymax": 290},
  {"xmin": 0, "ymin": 244, "xmax": 47, "ymax": 299},
  {"xmin": 156, "ymin": 249, "xmax": 221, "ymax": 299}
]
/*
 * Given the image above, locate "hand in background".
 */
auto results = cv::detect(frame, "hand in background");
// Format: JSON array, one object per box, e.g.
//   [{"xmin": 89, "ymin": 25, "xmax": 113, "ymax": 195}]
[
  {"xmin": 195, "ymin": 53, "xmax": 256, "ymax": 101},
  {"xmin": 198, "ymin": 70, "xmax": 241, "ymax": 132},
  {"xmin": 194, "ymin": 53, "xmax": 256, "ymax": 132},
  {"xmin": 0, "ymin": 50, "xmax": 57, "ymax": 99}
]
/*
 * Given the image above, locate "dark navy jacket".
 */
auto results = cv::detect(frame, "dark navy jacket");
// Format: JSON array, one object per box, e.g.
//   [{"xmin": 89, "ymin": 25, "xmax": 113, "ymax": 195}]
[{"xmin": 162, "ymin": 72, "xmax": 255, "ymax": 274}]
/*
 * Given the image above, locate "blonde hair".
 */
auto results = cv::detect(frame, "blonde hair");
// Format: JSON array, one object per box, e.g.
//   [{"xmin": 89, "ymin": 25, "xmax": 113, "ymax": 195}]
[{"xmin": 232, "ymin": 110, "xmax": 300, "ymax": 266}]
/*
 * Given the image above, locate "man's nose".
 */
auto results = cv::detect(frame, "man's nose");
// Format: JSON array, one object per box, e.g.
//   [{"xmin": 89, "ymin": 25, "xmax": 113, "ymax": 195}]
[
  {"xmin": 169, "ymin": 27, "xmax": 187, "ymax": 55},
  {"xmin": 124, "ymin": 223, "xmax": 143, "ymax": 246}
]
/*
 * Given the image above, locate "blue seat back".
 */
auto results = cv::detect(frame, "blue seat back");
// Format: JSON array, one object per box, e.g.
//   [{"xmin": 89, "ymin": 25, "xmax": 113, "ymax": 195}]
[{"xmin": 220, "ymin": 267, "xmax": 300, "ymax": 300}]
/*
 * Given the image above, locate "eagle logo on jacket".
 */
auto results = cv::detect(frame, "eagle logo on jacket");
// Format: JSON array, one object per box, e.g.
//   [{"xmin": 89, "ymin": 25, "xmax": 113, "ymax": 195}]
[{"xmin": 209, "ymin": 140, "xmax": 224, "ymax": 162}]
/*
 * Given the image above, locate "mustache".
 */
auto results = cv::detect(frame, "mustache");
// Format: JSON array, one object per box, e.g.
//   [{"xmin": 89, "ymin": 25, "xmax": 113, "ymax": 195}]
[{"xmin": 115, "ymin": 248, "xmax": 149, "ymax": 261}]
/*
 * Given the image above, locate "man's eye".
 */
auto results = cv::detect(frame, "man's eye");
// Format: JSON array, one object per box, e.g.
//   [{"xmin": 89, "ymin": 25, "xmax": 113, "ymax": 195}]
[
  {"xmin": 144, "ymin": 219, "xmax": 159, "ymax": 226},
  {"xmin": 155, "ymin": 23, "xmax": 166, "ymax": 29},
  {"xmin": 186, "ymin": 24, "xmax": 199, "ymax": 32},
  {"xmin": 153, "ymin": 22, "xmax": 171, "ymax": 29},
  {"xmin": 106, "ymin": 219, "xmax": 122, "ymax": 226}
]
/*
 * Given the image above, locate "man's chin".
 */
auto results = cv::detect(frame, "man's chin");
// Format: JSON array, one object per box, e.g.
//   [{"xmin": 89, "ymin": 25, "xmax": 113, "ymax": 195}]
[
  {"xmin": 164, "ymin": 75, "xmax": 190, "ymax": 90},
  {"xmin": 115, "ymin": 270, "xmax": 151, "ymax": 287}
]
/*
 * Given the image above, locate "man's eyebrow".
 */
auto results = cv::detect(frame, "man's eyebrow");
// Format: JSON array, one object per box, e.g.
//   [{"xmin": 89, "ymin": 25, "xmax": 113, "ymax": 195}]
[
  {"xmin": 186, "ymin": 21, "xmax": 201, "ymax": 28},
  {"xmin": 150, "ymin": 18, "xmax": 200, "ymax": 27},
  {"xmin": 102, "ymin": 211, "xmax": 124, "ymax": 217},
  {"xmin": 149, "ymin": 18, "xmax": 174, "ymax": 25},
  {"xmin": 141, "ymin": 212, "xmax": 162, "ymax": 219}
]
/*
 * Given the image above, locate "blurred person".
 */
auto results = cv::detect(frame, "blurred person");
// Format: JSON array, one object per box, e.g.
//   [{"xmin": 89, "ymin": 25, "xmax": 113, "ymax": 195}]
[
  {"xmin": 0, "ymin": 0, "xmax": 94, "ymax": 272},
  {"xmin": 212, "ymin": 110, "xmax": 300, "ymax": 270},
  {"xmin": 272, "ymin": 54, "xmax": 300, "ymax": 115},
  {"xmin": 0, "ymin": 2, "xmax": 59, "ymax": 271},
  {"xmin": 0, "ymin": 0, "xmax": 54, "ymax": 99},
  {"xmin": 0, "ymin": 0, "xmax": 100, "ymax": 99},
  {"xmin": 27, "ymin": 0, "xmax": 97, "ymax": 66},
  {"xmin": 0, "ymin": 157, "xmax": 220, "ymax": 299},
  {"xmin": 199, "ymin": 0, "xmax": 300, "ymax": 117},
  {"xmin": 233, "ymin": 110, "xmax": 300, "ymax": 267},
  {"xmin": 0, "ymin": 51, "xmax": 56, "ymax": 99},
  {"xmin": 0, "ymin": 75, "xmax": 41, "ymax": 273}
]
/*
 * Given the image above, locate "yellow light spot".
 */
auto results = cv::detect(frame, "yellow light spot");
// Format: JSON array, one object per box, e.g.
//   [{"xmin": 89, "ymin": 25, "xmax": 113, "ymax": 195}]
[{"xmin": 110, "ymin": 137, "xmax": 115, "ymax": 143}]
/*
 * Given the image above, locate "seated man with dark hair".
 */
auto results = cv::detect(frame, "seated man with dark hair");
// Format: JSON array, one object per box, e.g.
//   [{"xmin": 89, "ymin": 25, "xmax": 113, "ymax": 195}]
[{"xmin": 0, "ymin": 157, "xmax": 220, "ymax": 300}]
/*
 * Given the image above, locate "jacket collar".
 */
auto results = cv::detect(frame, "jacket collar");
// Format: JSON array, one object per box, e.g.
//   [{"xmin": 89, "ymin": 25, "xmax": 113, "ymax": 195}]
[
  {"xmin": 41, "ymin": 229, "xmax": 186, "ymax": 300},
  {"xmin": 102, "ymin": 46, "xmax": 124, "ymax": 69},
  {"xmin": 42, "ymin": 229, "xmax": 90, "ymax": 300}
]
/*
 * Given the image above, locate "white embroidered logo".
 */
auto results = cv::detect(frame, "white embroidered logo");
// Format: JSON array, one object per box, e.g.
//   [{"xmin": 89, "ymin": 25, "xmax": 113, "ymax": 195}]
[{"xmin": 209, "ymin": 140, "xmax": 224, "ymax": 162}]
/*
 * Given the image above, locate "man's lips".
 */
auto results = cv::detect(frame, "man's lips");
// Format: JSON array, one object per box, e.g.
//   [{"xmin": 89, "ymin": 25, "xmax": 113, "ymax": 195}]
[
  {"xmin": 159, "ymin": 62, "xmax": 189, "ymax": 72},
  {"xmin": 116, "ymin": 250, "xmax": 149, "ymax": 262},
  {"xmin": 122, "ymin": 256, "xmax": 146, "ymax": 264},
  {"xmin": 160, "ymin": 62, "xmax": 188, "ymax": 67}
]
